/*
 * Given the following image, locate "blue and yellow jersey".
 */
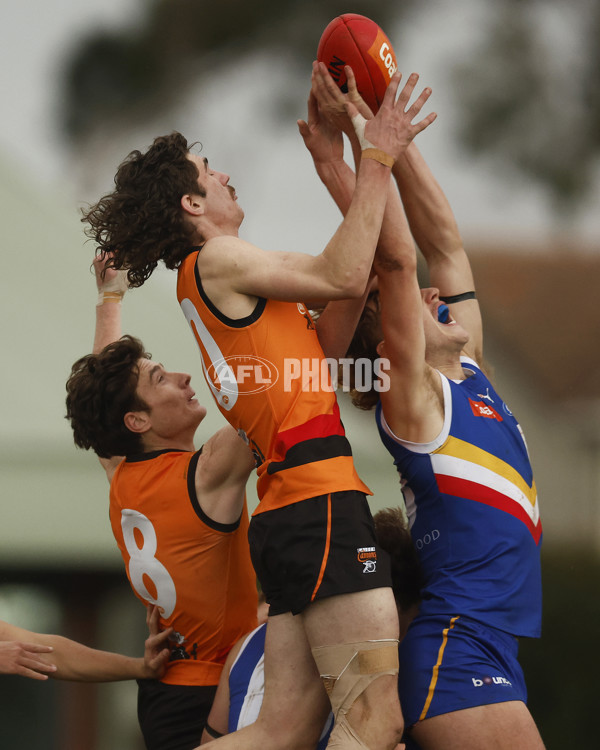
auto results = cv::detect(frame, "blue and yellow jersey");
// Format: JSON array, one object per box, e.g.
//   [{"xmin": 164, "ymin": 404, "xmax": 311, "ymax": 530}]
[{"xmin": 376, "ymin": 357, "xmax": 542, "ymax": 637}]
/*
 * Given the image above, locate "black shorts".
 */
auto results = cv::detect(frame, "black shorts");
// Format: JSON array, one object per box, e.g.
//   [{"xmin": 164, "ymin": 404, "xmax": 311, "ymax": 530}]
[
  {"xmin": 136, "ymin": 679, "xmax": 217, "ymax": 750},
  {"xmin": 248, "ymin": 490, "xmax": 392, "ymax": 616}
]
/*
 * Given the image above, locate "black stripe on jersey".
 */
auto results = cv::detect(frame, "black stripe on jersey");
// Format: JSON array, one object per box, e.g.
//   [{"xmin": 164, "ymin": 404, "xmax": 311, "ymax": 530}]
[
  {"xmin": 187, "ymin": 449, "xmax": 243, "ymax": 532},
  {"xmin": 193, "ymin": 249, "xmax": 267, "ymax": 328},
  {"xmin": 125, "ymin": 448, "xmax": 185, "ymax": 462},
  {"xmin": 266, "ymin": 434, "xmax": 353, "ymax": 475}
]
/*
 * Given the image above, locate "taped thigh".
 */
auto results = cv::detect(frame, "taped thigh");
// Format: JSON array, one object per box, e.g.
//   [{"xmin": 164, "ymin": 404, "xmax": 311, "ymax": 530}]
[{"xmin": 312, "ymin": 639, "xmax": 399, "ymax": 720}]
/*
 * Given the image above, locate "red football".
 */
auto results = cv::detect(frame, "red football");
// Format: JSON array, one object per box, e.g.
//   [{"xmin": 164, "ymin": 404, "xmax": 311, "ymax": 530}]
[{"xmin": 317, "ymin": 13, "xmax": 398, "ymax": 113}]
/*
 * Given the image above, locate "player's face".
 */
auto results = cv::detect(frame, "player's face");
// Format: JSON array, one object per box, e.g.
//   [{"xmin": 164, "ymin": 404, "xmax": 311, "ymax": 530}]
[
  {"xmin": 421, "ymin": 287, "xmax": 469, "ymax": 352},
  {"xmin": 134, "ymin": 358, "xmax": 207, "ymax": 439},
  {"xmin": 188, "ymin": 153, "xmax": 244, "ymax": 228}
]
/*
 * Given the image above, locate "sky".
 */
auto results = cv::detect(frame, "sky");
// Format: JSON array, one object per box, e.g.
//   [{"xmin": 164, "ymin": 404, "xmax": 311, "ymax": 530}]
[{"xmin": 1, "ymin": 0, "xmax": 599, "ymax": 251}]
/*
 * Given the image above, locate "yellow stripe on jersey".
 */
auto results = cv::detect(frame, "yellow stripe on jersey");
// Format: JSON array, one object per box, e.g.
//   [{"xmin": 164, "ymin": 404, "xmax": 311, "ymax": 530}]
[{"xmin": 432, "ymin": 436, "xmax": 539, "ymax": 521}]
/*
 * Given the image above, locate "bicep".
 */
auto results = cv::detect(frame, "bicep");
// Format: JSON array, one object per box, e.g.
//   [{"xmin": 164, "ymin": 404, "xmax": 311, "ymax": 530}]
[
  {"xmin": 200, "ymin": 238, "xmax": 356, "ymax": 306},
  {"xmin": 200, "ymin": 427, "xmax": 255, "ymax": 489},
  {"xmin": 194, "ymin": 428, "xmax": 254, "ymax": 525}
]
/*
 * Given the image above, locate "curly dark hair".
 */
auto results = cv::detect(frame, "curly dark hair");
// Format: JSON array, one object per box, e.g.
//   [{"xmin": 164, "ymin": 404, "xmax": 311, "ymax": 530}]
[
  {"xmin": 81, "ymin": 132, "xmax": 204, "ymax": 288},
  {"xmin": 345, "ymin": 290, "xmax": 383, "ymax": 411},
  {"xmin": 373, "ymin": 506, "xmax": 424, "ymax": 612},
  {"xmin": 65, "ymin": 336, "xmax": 151, "ymax": 458}
]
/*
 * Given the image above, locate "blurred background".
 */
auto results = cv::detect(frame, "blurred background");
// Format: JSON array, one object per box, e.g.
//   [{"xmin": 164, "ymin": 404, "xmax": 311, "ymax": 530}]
[{"xmin": 0, "ymin": 0, "xmax": 598, "ymax": 747}]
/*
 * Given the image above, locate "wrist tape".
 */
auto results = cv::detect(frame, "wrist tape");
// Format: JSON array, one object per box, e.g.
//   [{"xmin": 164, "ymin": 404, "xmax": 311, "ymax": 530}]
[
  {"xmin": 351, "ymin": 113, "xmax": 395, "ymax": 168},
  {"xmin": 97, "ymin": 269, "xmax": 129, "ymax": 306}
]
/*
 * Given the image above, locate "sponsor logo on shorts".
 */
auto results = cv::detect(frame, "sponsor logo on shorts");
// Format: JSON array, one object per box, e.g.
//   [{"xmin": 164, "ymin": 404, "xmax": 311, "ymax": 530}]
[
  {"xmin": 357, "ymin": 547, "xmax": 377, "ymax": 573},
  {"xmin": 472, "ymin": 675, "xmax": 513, "ymax": 688}
]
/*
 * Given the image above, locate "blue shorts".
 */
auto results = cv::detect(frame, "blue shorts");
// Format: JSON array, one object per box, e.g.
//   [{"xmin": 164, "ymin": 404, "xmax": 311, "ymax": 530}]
[{"xmin": 398, "ymin": 614, "xmax": 528, "ymax": 728}]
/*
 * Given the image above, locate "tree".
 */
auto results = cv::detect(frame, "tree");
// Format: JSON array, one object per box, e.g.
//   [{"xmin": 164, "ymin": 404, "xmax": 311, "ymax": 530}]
[
  {"xmin": 62, "ymin": 0, "xmax": 407, "ymax": 140},
  {"xmin": 452, "ymin": 0, "xmax": 600, "ymax": 216}
]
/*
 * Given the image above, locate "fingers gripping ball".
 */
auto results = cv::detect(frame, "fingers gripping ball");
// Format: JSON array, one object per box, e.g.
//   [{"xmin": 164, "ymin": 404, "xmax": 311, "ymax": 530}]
[{"xmin": 317, "ymin": 13, "xmax": 398, "ymax": 113}]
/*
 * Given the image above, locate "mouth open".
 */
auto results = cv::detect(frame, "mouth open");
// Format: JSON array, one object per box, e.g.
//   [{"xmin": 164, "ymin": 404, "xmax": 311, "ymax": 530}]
[{"xmin": 437, "ymin": 304, "xmax": 450, "ymax": 324}]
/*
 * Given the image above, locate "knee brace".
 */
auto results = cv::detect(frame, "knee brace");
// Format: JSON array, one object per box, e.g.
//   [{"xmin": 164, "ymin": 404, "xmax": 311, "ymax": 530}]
[{"xmin": 312, "ymin": 639, "xmax": 399, "ymax": 722}]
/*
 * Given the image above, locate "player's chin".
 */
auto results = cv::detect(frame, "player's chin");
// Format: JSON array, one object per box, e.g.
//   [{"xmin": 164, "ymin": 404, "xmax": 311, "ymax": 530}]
[{"xmin": 191, "ymin": 400, "xmax": 208, "ymax": 418}]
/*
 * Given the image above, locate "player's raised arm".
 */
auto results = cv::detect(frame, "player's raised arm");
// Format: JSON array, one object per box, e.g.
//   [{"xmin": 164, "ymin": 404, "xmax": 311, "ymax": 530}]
[
  {"xmin": 194, "ymin": 67, "xmax": 436, "ymax": 309},
  {"xmin": 87, "ymin": 253, "xmax": 129, "ymax": 480},
  {"xmin": 93, "ymin": 253, "xmax": 129, "ymax": 354},
  {"xmin": 297, "ymin": 79, "xmax": 372, "ymax": 360},
  {"xmin": 393, "ymin": 144, "xmax": 483, "ymax": 362}
]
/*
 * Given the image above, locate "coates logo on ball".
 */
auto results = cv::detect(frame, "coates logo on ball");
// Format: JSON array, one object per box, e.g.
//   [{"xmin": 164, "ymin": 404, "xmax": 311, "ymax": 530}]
[{"xmin": 317, "ymin": 13, "xmax": 398, "ymax": 113}]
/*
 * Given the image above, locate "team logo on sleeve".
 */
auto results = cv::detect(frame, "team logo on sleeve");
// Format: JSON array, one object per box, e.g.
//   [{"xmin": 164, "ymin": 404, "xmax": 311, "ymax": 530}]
[{"xmin": 357, "ymin": 547, "xmax": 377, "ymax": 573}]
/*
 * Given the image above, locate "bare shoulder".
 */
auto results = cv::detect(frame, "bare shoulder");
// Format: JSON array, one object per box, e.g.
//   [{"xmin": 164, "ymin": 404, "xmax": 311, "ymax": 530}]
[
  {"xmin": 195, "ymin": 425, "xmax": 254, "ymax": 493},
  {"xmin": 380, "ymin": 361, "xmax": 445, "ymax": 444}
]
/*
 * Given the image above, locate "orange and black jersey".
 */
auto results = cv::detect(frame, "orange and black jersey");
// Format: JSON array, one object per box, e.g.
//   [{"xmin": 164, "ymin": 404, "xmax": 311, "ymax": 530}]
[
  {"xmin": 110, "ymin": 448, "xmax": 258, "ymax": 686},
  {"xmin": 177, "ymin": 248, "xmax": 371, "ymax": 515}
]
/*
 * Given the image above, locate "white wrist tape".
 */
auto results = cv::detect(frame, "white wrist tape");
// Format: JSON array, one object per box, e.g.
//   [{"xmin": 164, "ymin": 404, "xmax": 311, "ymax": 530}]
[
  {"xmin": 97, "ymin": 269, "xmax": 129, "ymax": 306},
  {"xmin": 351, "ymin": 113, "xmax": 395, "ymax": 168},
  {"xmin": 351, "ymin": 113, "xmax": 376, "ymax": 151}
]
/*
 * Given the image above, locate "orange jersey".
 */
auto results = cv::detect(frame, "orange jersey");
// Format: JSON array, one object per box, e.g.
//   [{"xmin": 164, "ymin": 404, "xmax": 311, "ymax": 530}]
[
  {"xmin": 177, "ymin": 249, "xmax": 371, "ymax": 515},
  {"xmin": 109, "ymin": 449, "xmax": 258, "ymax": 686}
]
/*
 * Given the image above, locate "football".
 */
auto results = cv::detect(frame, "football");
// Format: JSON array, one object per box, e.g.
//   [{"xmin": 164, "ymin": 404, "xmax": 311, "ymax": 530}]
[{"xmin": 317, "ymin": 13, "xmax": 398, "ymax": 113}]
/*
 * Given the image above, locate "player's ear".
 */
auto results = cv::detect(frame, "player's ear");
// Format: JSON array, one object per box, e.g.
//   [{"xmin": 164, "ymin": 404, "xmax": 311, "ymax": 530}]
[
  {"xmin": 124, "ymin": 411, "xmax": 151, "ymax": 434},
  {"xmin": 181, "ymin": 193, "xmax": 205, "ymax": 217}
]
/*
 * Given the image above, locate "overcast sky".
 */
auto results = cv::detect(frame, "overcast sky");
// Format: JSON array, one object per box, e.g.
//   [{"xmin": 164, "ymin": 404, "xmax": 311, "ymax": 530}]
[{"xmin": 2, "ymin": 0, "xmax": 599, "ymax": 249}]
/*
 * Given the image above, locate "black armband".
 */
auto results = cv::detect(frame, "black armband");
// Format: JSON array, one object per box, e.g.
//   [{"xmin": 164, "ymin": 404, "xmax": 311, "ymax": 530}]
[
  {"xmin": 204, "ymin": 722, "xmax": 225, "ymax": 740},
  {"xmin": 439, "ymin": 291, "xmax": 476, "ymax": 304}
]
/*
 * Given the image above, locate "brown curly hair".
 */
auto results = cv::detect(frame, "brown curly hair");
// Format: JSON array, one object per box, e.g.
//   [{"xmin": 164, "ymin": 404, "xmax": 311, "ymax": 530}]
[
  {"xmin": 345, "ymin": 290, "xmax": 383, "ymax": 411},
  {"xmin": 81, "ymin": 132, "xmax": 204, "ymax": 288},
  {"xmin": 65, "ymin": 336, "xmax": 151, "ymax": 458}
]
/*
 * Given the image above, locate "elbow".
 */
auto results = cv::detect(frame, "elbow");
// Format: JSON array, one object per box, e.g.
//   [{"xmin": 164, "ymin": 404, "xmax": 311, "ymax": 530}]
[{"xmin": 335, "ymin": 267, "xmax": 370, "ymax": 299}]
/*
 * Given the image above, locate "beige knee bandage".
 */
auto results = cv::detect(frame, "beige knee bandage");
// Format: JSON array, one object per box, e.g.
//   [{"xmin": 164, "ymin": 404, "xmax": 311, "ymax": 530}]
[
  {"xmin": 325, "ymin": 716, "xmax": 371, "ymax": 749},
  {"xmin": 312, "ymin": 639, "xmax": 399, "ymax": 720}
]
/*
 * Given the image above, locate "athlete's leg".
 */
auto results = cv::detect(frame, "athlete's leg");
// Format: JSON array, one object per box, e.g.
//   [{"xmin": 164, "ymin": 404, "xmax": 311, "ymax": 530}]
[
  {"xmin": 302, "ymin": 588, "xmax": 404, "ymax": 750},
  {"xmin": 199, "ymin": 611, "xmax": 330, "ymax": 750},
  {"xmin": 410, "ymin": 701, "xmax": 545, "ymax": 750}
]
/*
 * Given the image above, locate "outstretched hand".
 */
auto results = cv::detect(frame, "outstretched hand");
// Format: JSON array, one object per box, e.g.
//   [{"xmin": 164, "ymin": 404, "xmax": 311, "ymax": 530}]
[
  {"xmin": 297, "ymin": 90, "xmax": 344, "ymax": 167},
  {"xmin": 0, "ymin": 639, "xmax": 56, "ymax": 681},
  {"xmin": 347, "ymin": 69, "xmax": 436, "ymax": 160},
  {"xmin": 311, "ymin": 62, "xmax": 374, "ymax": 137}
]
